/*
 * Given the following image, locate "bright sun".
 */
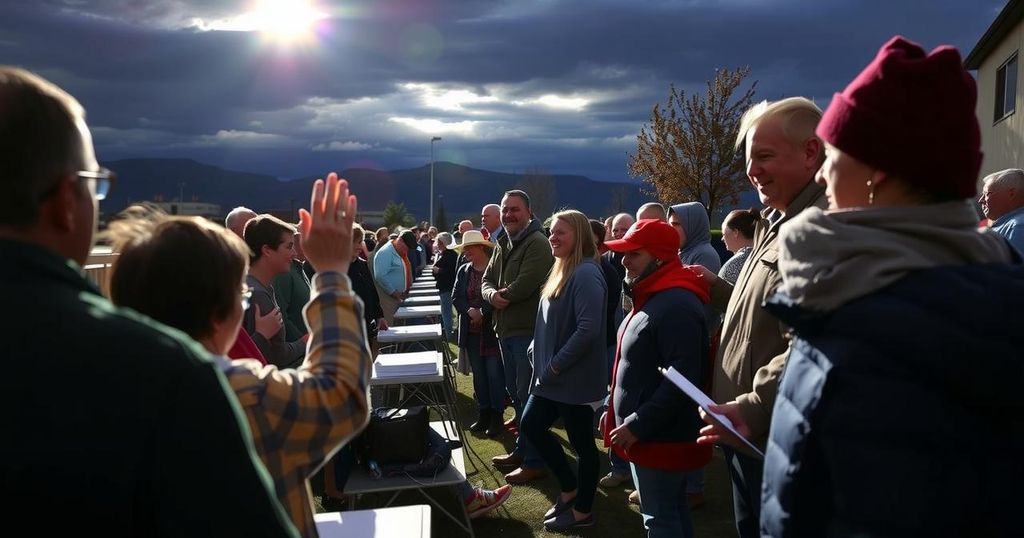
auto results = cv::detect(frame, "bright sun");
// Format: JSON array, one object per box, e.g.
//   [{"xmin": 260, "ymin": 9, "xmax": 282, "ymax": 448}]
[{"xmin": 248, "ymin": 0, "xmax": 326, "ymax": 42}]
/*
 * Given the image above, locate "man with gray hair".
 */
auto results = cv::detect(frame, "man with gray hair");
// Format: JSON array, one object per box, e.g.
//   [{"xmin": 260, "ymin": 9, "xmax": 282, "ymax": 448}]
[
  {"xmin": 980, "ymin": 168, "xmax": 1024, "ymax": 255},
  {"xmin": 636, "ymin": 202, "xmax": 667, "ymax": 222},
  {"xmin": 225, "ymin": 206, "xmax": 258, "ymax": 237},
  {"xmin": 695, "ymin": 97, "xmax": 826, "ymax": 538},
  {"xmin": 481, "ymin": 203, "xmax": 503, "ymax": 242},
  {"xmin": 0, "ymin": 67, "xmax": 297, "ymax": 536}
]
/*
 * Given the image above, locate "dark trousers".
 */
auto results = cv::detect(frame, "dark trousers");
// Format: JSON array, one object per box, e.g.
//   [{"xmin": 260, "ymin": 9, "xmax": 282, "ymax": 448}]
[
  {"xmin": 723, "ymin": 446, "xmax": 763, "ymax": 538},
  {"xmin": 520, "ymin": 394, "xmax": 600, "ymax": 513}
]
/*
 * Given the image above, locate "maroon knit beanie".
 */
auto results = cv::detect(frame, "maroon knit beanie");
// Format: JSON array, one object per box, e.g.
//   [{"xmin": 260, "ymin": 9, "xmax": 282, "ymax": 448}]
[{"xmin": 816, "ymin": 36, "xmax": 982, "ymax": 199}]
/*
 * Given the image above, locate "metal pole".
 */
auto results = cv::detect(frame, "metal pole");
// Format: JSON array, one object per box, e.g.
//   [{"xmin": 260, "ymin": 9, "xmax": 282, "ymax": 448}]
[{"xmin": 429, "ymin": 136, "xmax": 441, "ymax": 225}]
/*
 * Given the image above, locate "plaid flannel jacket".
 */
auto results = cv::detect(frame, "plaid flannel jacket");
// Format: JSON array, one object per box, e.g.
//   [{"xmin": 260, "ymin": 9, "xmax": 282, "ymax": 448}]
[{"xmin": 224, "ymin": 271, "xmax": 371, "ymax": 538}]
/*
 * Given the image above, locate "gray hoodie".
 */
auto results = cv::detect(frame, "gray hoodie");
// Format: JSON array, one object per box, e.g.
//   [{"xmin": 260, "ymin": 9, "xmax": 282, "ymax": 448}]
[
  {"xmin": 671, "ymin": 202, "xmax": 723, "ymax": 325},
  {"xmin": 669, "ymin": 202, "xmax": 722, "ymax": 272}
]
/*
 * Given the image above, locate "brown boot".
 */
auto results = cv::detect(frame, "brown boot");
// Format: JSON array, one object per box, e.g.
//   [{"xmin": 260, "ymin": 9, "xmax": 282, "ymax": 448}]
[
  {"xmin": 491, "ymin": 452, "xmax": 524, "ymax": 469},
  {"xmin": 504, "ymin": 466, "xmax": 548, "ymax": 485}
]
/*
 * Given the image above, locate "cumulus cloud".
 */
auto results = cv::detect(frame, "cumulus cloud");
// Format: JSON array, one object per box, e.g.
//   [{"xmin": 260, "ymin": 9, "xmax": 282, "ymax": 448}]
[{"xmin": 0, "ymin": 0, "xmax": 1005, "ymax": 181}]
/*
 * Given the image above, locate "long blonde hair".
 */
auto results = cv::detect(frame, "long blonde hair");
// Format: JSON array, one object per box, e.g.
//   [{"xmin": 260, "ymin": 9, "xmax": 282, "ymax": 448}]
[{"xmin": 541, "ymin": 209, "xmax": 597, "ymax": 299}]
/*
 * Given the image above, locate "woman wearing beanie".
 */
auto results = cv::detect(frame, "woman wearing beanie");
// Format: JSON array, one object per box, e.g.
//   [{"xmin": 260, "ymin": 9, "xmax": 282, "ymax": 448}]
[
  {"xmin": 759, "ymin": 36, "xmax": 1024, "ymax": 537},
  {"xmin": 601, "ymin": 219, "xmax": 713, "ymax": 538},
  {"xmin": 519, "ymin": 209, "xmax": 608, "ymax": 532}
]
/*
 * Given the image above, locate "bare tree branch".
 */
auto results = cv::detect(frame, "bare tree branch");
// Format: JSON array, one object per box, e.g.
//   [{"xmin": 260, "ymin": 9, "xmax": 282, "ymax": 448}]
[{"xmin": 628, "ymin": 67, "xmax": 757, "ymax": 219}]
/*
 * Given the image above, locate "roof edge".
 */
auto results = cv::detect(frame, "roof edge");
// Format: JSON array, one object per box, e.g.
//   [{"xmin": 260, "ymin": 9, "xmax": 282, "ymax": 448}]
[{"xmin": 966, "ymin": 0, "xmax": 1024, "ymax": 69}]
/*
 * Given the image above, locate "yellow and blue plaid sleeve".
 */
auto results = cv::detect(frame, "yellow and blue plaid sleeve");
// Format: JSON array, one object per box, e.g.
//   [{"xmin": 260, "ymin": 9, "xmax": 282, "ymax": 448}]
[{"xmin": 228, "ymin": 270, "xmax": 372, "ymax": 538}]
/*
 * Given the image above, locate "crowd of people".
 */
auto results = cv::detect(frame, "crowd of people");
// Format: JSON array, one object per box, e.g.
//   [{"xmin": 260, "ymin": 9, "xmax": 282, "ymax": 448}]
[{"xmin": 2, "ymin": 33, "xmax": 1022, "ymax": 538}]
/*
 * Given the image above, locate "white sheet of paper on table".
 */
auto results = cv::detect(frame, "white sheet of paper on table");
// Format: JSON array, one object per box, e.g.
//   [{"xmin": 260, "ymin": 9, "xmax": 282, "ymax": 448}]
[{"xmin": 659, "ymin": 366, "xmax": 765, "ymax": 459}]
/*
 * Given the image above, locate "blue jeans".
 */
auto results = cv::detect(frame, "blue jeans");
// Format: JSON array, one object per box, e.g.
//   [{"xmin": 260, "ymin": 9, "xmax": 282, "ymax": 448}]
[
  {"xmin": 685, "ymin": 468, "xmax": 704, "ymax": 495},
  {"xmin": 602, "ymin": 393, "xmax": 630, "ymax": 475},
  {"xmin": 520, "ymin": 394, "xmax": 600, "ymax": 513},
  {"xmin": 498, "ymin": 335, "xmax": 542, "ymax": 469},
  {"xmin": 723, "ymin": 447, "xmax": 763, "ymax": 538},
  {"xmin": 631, "ymin": 463, "xmax": 693, "ymax": 538},
  {"xmin": 466, "ymin": 333, "xmax": 505, "ymax": 412},
  {"xmin": 609, "ymin": 445, "xmax": 630, "ymax": 474},
  {"xmin": 438, "ymin": 290, "xmax": 454, "ymax": 340}
]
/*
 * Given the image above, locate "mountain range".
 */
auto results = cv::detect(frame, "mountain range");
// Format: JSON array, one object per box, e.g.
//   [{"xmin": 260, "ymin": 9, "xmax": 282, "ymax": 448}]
[{"xmin": 101, "ymin": 158, "xmax": 760, "ymax": 224}]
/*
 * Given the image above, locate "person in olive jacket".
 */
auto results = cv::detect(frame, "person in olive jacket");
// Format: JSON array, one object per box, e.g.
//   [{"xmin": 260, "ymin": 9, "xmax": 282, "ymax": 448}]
[{"xmin": 482, "ymin": 189, "xmax": 555, "ymax": 484}]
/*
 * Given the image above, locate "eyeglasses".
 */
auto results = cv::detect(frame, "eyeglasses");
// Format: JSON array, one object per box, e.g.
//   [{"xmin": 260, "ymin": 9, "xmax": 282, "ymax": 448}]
[
  {"xmin": 241, "ymin": 286, "xmax": 254, "ymax": 311},
  {"xmin": 37, "ymin": 167, "xmax": 117, "ymax": 202},
  {"xmin": 77, "ymin": 168, "xmax": 116, "ymax": 201}
]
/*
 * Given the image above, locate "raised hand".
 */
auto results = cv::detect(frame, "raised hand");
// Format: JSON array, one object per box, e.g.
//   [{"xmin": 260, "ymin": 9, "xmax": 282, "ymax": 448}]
[{"xmin": 298, "ymin": 172, "xmax": 358, "ymax": 275}]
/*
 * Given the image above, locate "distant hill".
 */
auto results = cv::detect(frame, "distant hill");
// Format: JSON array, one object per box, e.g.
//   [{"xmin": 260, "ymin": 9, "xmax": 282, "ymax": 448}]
[{"xmin": 101, "ymin": 158, "xmax": 759, "ymax": 225}]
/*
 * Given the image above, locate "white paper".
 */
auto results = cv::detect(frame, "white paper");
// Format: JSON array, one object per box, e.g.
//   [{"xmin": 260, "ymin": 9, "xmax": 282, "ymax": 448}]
[{"xmin": 660, "ymin": 367, "xmax": 764, "ymax": 459}]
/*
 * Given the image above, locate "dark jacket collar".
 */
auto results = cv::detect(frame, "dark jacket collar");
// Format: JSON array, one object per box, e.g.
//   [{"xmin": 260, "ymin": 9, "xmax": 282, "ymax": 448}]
[{"xmin": 0, "ymin": 238, "xmax": 99, "ymax": 296}]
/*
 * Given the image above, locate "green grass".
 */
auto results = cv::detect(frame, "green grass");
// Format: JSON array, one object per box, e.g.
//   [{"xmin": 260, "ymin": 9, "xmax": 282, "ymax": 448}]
[{"xmin": 314, "ymin": 346, "xmax": 738, "ymax": 537}]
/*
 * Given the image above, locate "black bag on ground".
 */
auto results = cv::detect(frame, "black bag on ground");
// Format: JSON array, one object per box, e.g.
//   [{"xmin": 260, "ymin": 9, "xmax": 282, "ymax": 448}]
[
  {"xmin": 377, "ymin": 427, "xmax": 458, "ymax": 479},
  {"xmin": 359, "ymin": 406, "xmax": 429, "ymax": 465}
]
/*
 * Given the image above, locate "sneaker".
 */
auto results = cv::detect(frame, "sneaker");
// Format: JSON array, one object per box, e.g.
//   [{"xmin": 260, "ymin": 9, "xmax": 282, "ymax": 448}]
[
  {"xmin": 598, "ymin": 471, "xmax": 631, "ymax": 488},
  {"xmin": 464, "ymin": 485, "xmax": 512, "ymax": 519},
  {"xmin": 544, "ymin": 509, "xmax": 594, "ymax": 532},
  {"xmin": 543, "ymin": 495, "xmax": 575, "ymax": 520}
]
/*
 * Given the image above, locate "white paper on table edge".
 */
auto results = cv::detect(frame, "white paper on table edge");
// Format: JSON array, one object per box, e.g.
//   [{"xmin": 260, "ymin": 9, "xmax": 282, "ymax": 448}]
[{"xmin": 659, "ymin": 367, "xmax": 765, "ymax": 459}]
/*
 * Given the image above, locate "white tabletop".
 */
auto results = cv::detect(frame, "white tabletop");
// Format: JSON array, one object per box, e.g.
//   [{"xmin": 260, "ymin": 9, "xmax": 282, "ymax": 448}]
[
  {"xmin": 402, "ymin": 295, "xmax": 440, "ymax": 306},
  {"xmin": 377, "ymin": 324, "xmax": 443, "ymax": 344},
  {"xmin": 371, "ymin": 351, "xmax": 443, "ymax": 385},
  {"xmin": 344, "ymin": 422, "xmax": 465, "ymax": 494},
  {"xmin": 395, "ymin": 304, "xmax": 443, "ymax": 319},
  {"xmin": 314, "ymin": 505, "xmax": 431, "ymax": 538}
]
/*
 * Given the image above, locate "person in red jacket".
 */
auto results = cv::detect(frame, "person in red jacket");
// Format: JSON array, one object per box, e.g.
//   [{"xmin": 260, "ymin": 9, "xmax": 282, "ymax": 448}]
[{"xmin": 601, "ymin": 219, "xmax": 712, "ymax": 538}]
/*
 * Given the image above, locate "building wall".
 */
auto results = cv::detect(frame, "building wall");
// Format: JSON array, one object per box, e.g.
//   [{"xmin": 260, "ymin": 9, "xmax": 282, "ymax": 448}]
[{"xmin": 976, "ymin": 20, "xmax": 1024, "ymax": 181}]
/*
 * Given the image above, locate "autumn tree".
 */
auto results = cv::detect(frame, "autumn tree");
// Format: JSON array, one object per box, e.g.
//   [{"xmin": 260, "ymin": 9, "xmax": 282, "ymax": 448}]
[
  {"xmin": 514, "ymin": 167, "xmax": 557, "ymax": 220},
  {"xmin": 628, "ymin": 67, "xmax": 757, "ymax": 220}
]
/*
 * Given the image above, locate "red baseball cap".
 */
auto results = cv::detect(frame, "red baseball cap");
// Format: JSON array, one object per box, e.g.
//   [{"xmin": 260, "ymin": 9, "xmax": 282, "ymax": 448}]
[{"xmin": 604, "ymin": 219, "xmax": 679, "ymax": 262}]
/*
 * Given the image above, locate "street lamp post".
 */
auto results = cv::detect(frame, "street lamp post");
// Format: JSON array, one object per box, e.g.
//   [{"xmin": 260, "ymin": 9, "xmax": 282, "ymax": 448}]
[{"xmin": 430, "ymin": 136, "xmax": 441, "ymax": 225}]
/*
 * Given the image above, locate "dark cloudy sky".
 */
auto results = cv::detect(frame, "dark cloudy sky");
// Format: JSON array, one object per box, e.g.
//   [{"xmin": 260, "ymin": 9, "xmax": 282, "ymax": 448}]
[{"xmin": 0, "ymin": 0, "xmax": 1005, "ymax": 182}]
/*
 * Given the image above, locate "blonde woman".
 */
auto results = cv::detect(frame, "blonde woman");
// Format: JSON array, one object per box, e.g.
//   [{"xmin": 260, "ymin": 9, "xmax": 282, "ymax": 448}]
[{"xmin": 519, "ymin": 209, "xmax": 608, "ymax": 531}]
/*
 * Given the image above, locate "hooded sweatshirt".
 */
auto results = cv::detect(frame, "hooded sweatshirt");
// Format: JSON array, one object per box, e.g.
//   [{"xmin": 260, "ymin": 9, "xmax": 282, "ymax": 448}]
[
  {"xmin": 670, "ymin": 202, "xmax": 722, "ymax": 272},
  {"xmin": 671, "ymin": 202, "xmax": 723, "ymax": 326}
]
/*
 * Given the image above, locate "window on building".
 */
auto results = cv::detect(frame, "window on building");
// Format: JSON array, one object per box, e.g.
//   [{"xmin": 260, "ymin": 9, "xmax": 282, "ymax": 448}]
[{"xmin": 994, "ymin": 52, "xmax": 1018, "ymax": 123}]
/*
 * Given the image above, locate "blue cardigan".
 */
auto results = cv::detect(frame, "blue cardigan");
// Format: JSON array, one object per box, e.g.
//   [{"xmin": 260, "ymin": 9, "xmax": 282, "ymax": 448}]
[{"xmin": 529, "ymin": 259, "xmax": 608, "ymax": 405}]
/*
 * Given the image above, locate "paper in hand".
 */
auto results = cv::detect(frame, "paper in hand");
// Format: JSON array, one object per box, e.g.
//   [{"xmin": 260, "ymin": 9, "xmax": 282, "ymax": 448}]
[{"xmin": 659, "ymin": 367, "xmax": 765, "ymax": 459}]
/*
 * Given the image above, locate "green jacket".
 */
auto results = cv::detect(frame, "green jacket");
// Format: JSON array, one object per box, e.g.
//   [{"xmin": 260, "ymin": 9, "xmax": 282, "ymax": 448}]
[
  {"xmin": 481, "ymin": 218, "xmax": 554, "ymax": 338},
  {"xmin": 272, "ymin": 259, "xmax": 312, "ymax": 342},
  {"xmin": 0, "ymin": 239, "xmax": 297, "ymax": 537}
]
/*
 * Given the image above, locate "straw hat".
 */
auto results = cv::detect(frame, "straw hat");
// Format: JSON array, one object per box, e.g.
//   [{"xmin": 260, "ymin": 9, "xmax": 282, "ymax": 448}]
[{"xmin": 452, "ymin": 230, "xmax": 492, "ymax": 252}]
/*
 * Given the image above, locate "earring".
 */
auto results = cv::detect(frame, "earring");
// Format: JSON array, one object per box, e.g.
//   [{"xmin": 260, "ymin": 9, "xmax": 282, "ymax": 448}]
[{"xmin": 867, "ymin": 179, "xmax": 875, "ymax": 206}]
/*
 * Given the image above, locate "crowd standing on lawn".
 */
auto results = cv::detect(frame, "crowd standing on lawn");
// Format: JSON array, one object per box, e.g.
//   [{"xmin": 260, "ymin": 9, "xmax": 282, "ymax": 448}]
[{"xmin": 3, "ymin": 33, "xmax": 1022, "ymax": 538}]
